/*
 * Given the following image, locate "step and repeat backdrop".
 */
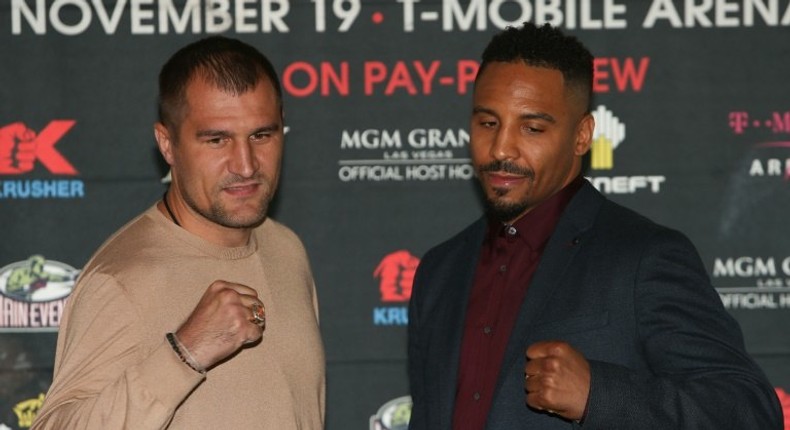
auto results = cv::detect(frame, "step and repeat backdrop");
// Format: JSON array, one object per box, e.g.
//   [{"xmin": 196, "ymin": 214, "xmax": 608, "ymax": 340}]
[{"xmin": 2, "ymin": 0, "xmax": 790, "ymax": 428}]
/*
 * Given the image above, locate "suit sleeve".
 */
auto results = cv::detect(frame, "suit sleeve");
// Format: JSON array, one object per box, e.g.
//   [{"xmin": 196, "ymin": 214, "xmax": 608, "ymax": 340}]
[
  {"xmin": 408, "ymin": 256, "xmax": 429, "ymax": 430},
  {"xmin": 32, "ymin": 272, "xmax": 205, "ymax": 430},
  {"xmin": 581, "ymin": 229, "xmax": 783, "ymax": 429}
]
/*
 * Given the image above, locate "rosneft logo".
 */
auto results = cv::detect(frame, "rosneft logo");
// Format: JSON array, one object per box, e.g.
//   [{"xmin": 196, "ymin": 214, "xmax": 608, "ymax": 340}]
[
  {"xmin": 590, "ymin": 105, "xmax": 625, "ymax": 170},
  {"xmin": 369, "ymin": 395, "xmax": 412, "ymax": 430},
  {"xmin": 0, "ymin": 121, "xmax": 84, "ymax": 199},
  {"xmin": 586, "ymin": 105, "xmax": 665, "ymax": 194},
  {"xmin": 372, "ymin": 250, "xmax": 419, "ymax": 326},
  {"xmin": 0, "ymin": 255, "xmax": 79, "ymax": 331}
]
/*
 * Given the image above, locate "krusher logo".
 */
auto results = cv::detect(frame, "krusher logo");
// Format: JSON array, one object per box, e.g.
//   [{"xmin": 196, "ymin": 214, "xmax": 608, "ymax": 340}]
[
  {"xmin": 372, "ymin": 250, "xmax": 418, "ymax": 326},
  {"xmin": 0, "ymin": 255, "xmax": 79, "ymax": 331},
  {"xmin": 370, "ymin": 395, "xmax": 412, "ymax": 430},
  {"xmin": 776, "ymin": 388, "xmax": 790, "ymax": 429},
  {"xmin": 0, "ymin": 121, "xmax": 84, "ymax": 199},
  {"xmin": 586, "ymin": 105, "xmax": 665, "ymax": 194}
]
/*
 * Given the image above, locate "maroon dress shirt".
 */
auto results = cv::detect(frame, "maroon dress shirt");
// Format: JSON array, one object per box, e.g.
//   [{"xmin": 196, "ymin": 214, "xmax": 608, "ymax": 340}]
[{"xmin": 452, "ymin": 176, "xmax": 584, "ymax": 430}]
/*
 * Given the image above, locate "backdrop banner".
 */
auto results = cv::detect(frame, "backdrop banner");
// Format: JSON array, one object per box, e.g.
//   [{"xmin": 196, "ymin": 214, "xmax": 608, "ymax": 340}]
[{"xmin": 1, "ymin": 1, "xmax": 790, "ymax": 428}]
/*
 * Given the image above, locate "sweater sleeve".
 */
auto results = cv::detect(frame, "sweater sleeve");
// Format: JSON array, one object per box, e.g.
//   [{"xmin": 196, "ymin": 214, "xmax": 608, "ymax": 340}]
[
  {"xmin": 32, "ymin": 272, "xmax": 205, "ymax": 430},
  {"xmin": 581, "ymin": 229, "xmax": 783, "ymax": 429}
]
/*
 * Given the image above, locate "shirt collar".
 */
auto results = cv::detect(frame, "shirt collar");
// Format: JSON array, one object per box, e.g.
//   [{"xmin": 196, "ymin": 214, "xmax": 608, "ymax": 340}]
[{"xmin": 485, "ymin": 175, "xmax": 584, "ymax": 251}]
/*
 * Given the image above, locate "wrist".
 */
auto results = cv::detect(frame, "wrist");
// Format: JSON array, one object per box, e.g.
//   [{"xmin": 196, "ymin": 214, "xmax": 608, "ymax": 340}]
[{"xmin": 166, "ymin": 332, "xmax": 206, "ymax": 374}]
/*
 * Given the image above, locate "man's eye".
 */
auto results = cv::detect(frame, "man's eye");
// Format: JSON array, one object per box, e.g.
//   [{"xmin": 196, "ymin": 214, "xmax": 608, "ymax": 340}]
[
  {"xmin": 524, "ymin": 125, "xmax": 544, "ymax": 134},
  {"xmin": 251, "ymin": 132, "xmax": 269, "ymax": 141}
]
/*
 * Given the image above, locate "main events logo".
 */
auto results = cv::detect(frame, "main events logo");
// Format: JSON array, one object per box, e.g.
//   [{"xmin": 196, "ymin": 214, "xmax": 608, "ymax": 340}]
[
  {"xmin": 586, "ymin": 105, "xmax": 665, "ymax": 194},
  {"xmin": 372, "ymin": 250, "xmax": 418, "ymax": 326},
  {"xmin": 370, "ymin": 395, "xmax": 412, "ymax": 430},
  {"xmin": 0, "ymin": 121, "xmax": 84, "ymax": 199},
  {"xmin": 0, "ymin": 255, "xmax": 79, "ymax": 331},
  {"xmin": 12, "ymin": 393, "xmax": 46, "ymax": 429}
]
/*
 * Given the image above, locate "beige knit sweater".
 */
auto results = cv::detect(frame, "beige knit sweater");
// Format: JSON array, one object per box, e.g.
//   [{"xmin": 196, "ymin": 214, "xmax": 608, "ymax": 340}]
[{"xmin": 32, "ymin": 205, "xmax": 325, "ymax": 429}]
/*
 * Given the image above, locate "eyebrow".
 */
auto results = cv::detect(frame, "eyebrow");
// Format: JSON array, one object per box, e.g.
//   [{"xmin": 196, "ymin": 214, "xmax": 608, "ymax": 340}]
[
  {"xmin": 195, "ymin": 123, "xmax": 281, "ymax": 139},
  {"xmin": 472, "ymin": 106, "xmax": 556, "ymax": 124}
]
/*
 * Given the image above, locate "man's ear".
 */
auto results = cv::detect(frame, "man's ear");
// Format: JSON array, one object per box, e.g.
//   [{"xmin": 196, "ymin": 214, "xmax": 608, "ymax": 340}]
[
  {"xmin": 574, "ymin": 113, "xmax": 594, "ymax": 156},
  {"xmin": 154, "ymin": 122, "xmax": 175, "ymax": 166}
]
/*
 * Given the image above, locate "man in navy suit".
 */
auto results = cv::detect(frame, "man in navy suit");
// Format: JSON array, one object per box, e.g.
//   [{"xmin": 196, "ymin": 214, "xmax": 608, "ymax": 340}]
[{"xmin": 407, "ymin": 22, "xmax": 782, "ymax": 429}]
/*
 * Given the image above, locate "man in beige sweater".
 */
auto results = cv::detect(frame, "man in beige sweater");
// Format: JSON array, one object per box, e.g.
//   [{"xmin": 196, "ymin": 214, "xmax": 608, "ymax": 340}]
[{"xmin": 32, "ymin": 36, "xmax": 325, "ymax": 429}]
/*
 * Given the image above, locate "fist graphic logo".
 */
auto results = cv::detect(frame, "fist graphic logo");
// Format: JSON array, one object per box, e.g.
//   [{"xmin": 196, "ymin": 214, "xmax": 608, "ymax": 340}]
[
  {"xmin": 0, "ymin": 121, "xmax": 77, "ymax": 175},
  {"xmin": 775, "ymin": 388, "xmax": 790, "ymax": 429},
  {"xmin": 0, "ymin": 122, "xmax": 37, "ymax": 173},
  {"xmin": 374, "ymin": 250, "xmax": 419, "ymax": 302}
]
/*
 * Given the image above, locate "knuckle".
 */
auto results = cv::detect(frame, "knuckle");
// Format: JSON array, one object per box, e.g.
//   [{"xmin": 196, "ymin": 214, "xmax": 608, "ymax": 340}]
[
  {"xmin": 217, "ymin": 288, "xmax": 240, "ymax": 303},
  {"xmin": 544, "ymin": 357, "xmax": 561, "ymax": 372},
  {"xmin": 549, "ymin": 342, "xmax": 568, "ymax": 355}
]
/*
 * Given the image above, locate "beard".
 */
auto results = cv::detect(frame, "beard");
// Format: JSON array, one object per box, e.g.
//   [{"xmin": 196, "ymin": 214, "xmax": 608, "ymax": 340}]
[
  {"xmin": 477, "ymin": 160, "xmax": 535, "ymax": 223},
  {"xmin": 484, "ymin": 195, "xmax": 530, "ymax": 223},
  {"xmin": 183, "ymin": 175, "xmax": 273, "ymax": 229}
]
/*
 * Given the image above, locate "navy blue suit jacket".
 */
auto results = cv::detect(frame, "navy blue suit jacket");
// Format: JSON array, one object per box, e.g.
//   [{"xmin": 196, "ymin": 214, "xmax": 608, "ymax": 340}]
[{"xmin": 408, "ymin": 182, "xmax": 782, "ymax": 429}]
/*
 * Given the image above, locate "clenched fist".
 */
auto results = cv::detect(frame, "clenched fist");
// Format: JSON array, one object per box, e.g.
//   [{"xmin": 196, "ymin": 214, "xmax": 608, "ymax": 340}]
[
  {"xmin": 524, "ymin": 341, "xmax": 591, "ymax": 421},
  {"xmin": 176, "ymin": 280, "xmax": 265, "ymax": 370}
]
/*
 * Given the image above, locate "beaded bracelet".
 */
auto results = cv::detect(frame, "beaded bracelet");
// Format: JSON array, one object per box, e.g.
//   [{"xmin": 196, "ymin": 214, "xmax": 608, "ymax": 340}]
[{"xmin": 166, "ymin": 332, "xmax": 206, "ymax": 375}]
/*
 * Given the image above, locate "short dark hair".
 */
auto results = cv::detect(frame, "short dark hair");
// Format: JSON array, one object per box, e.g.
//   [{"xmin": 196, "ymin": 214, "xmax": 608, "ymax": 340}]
[
  {"xmin": 158, "ymin": 36, "xmax": 283, "ymax": 132},
  {"xmin": 477, "ymin": 22, "xmax": 593, "ymax": 112}
]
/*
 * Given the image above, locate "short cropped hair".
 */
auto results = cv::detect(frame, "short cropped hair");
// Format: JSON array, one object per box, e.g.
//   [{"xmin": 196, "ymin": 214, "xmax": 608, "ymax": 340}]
[
  {"xmin": 477, "ymin": 22, "xmax": 593, "ymax": 112},
  {"xmin": 158, "ymin": 36, "xmax": 283, "ymax": 132}
]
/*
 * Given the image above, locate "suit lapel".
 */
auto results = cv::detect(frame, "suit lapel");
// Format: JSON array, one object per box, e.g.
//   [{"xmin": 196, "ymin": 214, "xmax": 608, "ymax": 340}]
[
  {"xmin": 490, "ymin": 183, "xmax": 604, "ymax": 406},
  {"xmin": 436, "ymin": 219, "xmax": 487, "ymax": 429}
]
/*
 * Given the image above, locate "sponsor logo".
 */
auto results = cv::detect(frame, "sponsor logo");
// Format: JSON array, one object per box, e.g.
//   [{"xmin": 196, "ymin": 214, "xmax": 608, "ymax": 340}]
[
  {"xmin": 0, "ymin": 256, "xmax": 78, "ymax": 332},
  {"xmin": 730, "ymin": 110, "xmax": 790, "ymax": 180},
  {"xmin": 13, "ymin": 393, "xmax": 45, "ymax": 429},
  {"xmin": 586, "ymin": 105, "xmax": 665, "ymax": 194},
  {"xmin": 0, "ymin": 121, "xmax": 84, "ymax": 199},
  {"xmin": 712, "ymin": 256, "xmax": 790, "ymax": 310},
  {"xmin": 370, "ymin": 395, "xmax": 412, "ymax": 430},
  {"xmin": 284, "ymin": 60, "xmax": 477, "ymax": 97},
  {"xmin": 10, "ymin": 0, "xmax": 789, "ymax": 36},
  {"xmin": 281, "ymin": 57, "xmax": 645, "ymax": 98},
  {"xmin": 372, "ymin": 250, "xmax": 418, "ymax": 326},
  {"xmin": 776, "ymin": 388, "xmax": 790, "ymax": 429},
  {"xmin": 339, "ymin": 128, "xmax": 473, "ymax": 183}
]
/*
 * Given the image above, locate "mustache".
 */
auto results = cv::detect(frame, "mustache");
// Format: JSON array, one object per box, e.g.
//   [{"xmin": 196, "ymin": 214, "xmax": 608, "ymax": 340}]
[
  {"xmin": 219, "ymin": 174, "xmax": 264, "ymax": 188},
  {"xmin": 478, "ymin": 161, "xmax": 534, "ymax": 179}
]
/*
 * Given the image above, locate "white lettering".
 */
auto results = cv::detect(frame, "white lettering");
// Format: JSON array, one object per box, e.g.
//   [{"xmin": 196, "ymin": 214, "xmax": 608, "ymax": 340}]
[
  {"xmin": 587, "ymin": 175, "xmax": 665, "ymax": 194},
  {"xmin": 10, "ymin": 0, "xmax": 294, "ymax": 35},
  {"xmin": 712, "ymin": 257, "xmax": 776, "ymax": 277},
  {"xmin": 50, "ymin": 0, "xmax": 92, "ymax": 35}
]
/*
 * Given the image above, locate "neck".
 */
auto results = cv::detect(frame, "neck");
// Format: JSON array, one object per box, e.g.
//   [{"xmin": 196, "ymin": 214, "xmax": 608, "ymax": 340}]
[{"xmin": 158, "ymin": 193, "xmax": 253, "ymax": 248}]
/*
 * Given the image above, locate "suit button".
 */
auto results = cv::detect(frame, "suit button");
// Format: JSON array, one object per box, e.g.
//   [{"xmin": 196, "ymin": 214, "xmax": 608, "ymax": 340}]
[
  {"xmin": 483, "ymin": 326, "xmax": 492, "ymax": 335},
  {"xmin": 499, "ymin": 265, "xmax": 507, "ymax": 273},
  {"xmin": 473, "ymin": 392, "xmax": 480, "ymax": 400}
]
